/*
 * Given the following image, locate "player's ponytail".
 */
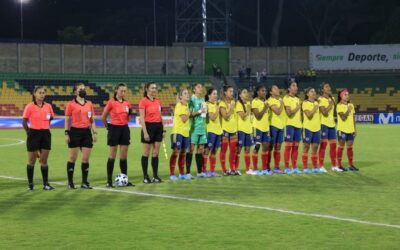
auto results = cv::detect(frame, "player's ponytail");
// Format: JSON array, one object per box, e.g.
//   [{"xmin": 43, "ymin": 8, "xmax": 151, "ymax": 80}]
[{"xmin": 238, "ymin": 89, "xmax": 247, "ymax": 113}]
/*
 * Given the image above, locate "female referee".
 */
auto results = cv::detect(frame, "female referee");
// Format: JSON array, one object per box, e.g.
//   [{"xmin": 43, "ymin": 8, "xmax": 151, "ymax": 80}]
[
  {"xmin": 251, "ymin": 86, "xmax": 270, "ymax": 175},
  {"xmin": 203, "ymin": 88, "xmax": 222, "ymax": 177},
  {"xmin": 139, "ymin": 81, "xmax": 165, "ymax": 184},
  {"xmin": 22, "ymin": 86, "xmax": 55, "ymax": 191},
  {"xmin": 302, "ymin": 87, "xmax": 322, "ymax": 173},
  {"xmin": 318, "ymin": 82, "xmax": 339, "ymax": 172},
  {"xmin": 235, "ymin": 89, "xmax": 252, "ymax": 175},
  {"xmin": 219, "ymin": 85, "xmax": 238, "ymax": 176},
  {"xmin": 169, "ymin": 88, "xmax": 190, "ymax": 180},
  {"xmin": 267, "ymin": 85, "xmax": 286, "ymax": 174},
  {"xmin": 283, "ymin": 81, "xmax": 302, "ymax": 174},
  {"xmin": 64, "ymin": 83, "xmax": 97, "ymax": 189},
  {"xmin": 102, "ymin": 83, "xmax": 134, "ymax": 188},
  {"xmin": 336, "ymin": 89, "xmax": 358, "ymax": 171}
]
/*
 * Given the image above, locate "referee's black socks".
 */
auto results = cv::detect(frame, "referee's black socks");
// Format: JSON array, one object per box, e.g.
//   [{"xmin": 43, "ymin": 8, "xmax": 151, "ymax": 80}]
[
  {"xmin": 141, "ymin": 156, "xmax": 149, "ymax": 177},
  {"xmin": 186, "ymin": 153, "xmax": 193, "ymax": 174},
  {"xmin": 27, "ymin": 164, "xmax": 34, "ymax": 185},
  {"xmin": 67, "ymin": 162, "xmax": 75, "ymax": 184},
  {"xmin": 120, "ymin": 159, "xmax": 127, "ymax": 175},
  {"xmin": 195, "ymin": 153, "xmax": 203, "ymax": 174},
  {"xmin": 151, "ymin": 156, "xmax": 159, "ymax": 177},
  {"xmin": 81, "ymin": 163, "xmax": 89, "ymax": 183},
  {"xmin": 107, "ymin": 158, "xmax": 115, "ymax": 183},
  {"xmin": 41, "ymin": 165, "xmax": 48, "ymax": 185}
]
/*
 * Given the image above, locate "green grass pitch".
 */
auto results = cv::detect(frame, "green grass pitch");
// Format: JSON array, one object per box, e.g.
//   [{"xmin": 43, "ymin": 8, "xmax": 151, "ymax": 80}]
[{"xmin": 0, "ymin": 125, "xmax": 399, "ymax": 249}]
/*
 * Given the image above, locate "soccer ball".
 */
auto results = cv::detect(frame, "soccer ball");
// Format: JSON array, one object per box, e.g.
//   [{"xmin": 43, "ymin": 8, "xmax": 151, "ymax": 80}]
[{"xmin": 115, "ymin": 173, "xmax": 128, "ymax": 187}]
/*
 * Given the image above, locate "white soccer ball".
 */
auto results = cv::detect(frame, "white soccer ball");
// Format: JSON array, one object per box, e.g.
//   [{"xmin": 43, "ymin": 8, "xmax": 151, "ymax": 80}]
[{"xmin": 115, "ymin": 173, "xmax": 128, "ymax": 187}]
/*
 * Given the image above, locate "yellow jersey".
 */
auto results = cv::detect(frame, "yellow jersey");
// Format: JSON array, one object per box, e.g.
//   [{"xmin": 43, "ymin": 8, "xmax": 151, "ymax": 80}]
[
  {"xmin": 302, "ymin": 100, "xmax": 320, "ymax": 132},
  {"xmin": 318, "ymin": 96, "xmax": 335, "ymax": 128},
  {"xmin": 172, "ymin": 102, "xmax": 190, "ymax": 137},
  {"xmin": 251, "ymin": 98, "xmax": 269, "ymax": 132},
  {"xmin": 219, "ymin": 100, "xmax": 237, "ymax": 133},
  {"xmin": 283, "ymin": 95, "xmax": 302, "ymax": 128},
  {"xmin": 336, "ymin": 103, "xmax": 355, "ymax": 133},
  {"xmin": 206, "ymin": 102, "xmax": 223, "ymax": 135},
  {"xmin": 235, "ymin": 101, "xmax": 252, "ymax": 134},
  {"xmin": 267, "ymin": 97, "xmax": 286, "ymax": 129}
]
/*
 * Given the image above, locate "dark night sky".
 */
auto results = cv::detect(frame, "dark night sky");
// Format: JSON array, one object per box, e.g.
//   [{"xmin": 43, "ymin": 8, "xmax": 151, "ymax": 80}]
[{"xmin": 0, "ymin": 0, "xmax": 399, "ymax": 46}]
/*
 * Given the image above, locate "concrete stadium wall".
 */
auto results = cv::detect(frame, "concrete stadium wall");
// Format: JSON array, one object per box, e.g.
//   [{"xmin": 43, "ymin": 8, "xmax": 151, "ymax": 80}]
[{"xmin": 0, "ymin": 43, "xmax": 309, "ymax": 75}]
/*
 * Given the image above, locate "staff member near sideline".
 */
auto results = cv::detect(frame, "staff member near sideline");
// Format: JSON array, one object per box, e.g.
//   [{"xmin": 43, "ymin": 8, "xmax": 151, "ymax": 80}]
[
  {"xmin": 64, "ymin": 83, "xmax": 97, "ymax": 189},
  {"xmin": 102, "ymin": 83, "xmax": 134, "ymax": 188},
  {"xmin": 139, "ymin": 81, "xmax": 165, "ymax": 184},
  {"xmin": 22, "ymin": 86, "xmax": 55, "ymax": 191}
]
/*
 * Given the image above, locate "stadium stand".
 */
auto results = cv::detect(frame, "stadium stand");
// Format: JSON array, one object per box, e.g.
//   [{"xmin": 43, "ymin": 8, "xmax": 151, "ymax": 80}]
[
  {"xmin": 0, "ymin": 73, "xmax": 211, "ymax": 116},
  {"xmin": 0, "ymin": 73, "xmax": 399, "ymax": 116}
]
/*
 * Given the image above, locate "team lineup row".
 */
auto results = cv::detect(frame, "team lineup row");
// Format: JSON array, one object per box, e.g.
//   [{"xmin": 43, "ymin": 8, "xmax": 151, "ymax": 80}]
[{"xmin": 21, "ymin": 81, "xmax": 358, "ymax": 191}]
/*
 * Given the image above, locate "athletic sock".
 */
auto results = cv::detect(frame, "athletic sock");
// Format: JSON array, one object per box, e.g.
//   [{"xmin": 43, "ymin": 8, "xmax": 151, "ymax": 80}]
[
  {"xmin": 252, "ymin": 151, "xmax": 259, "ymax": 170},
  {"xmin": 347, "ymin": 146, "xmax": 354, "ymax": 166},
  {"xmin": 141, "ymin": 156, "xmax": 149, "ymax": 177},
  {"xmin": 27, "ymin": 164, "xmax": 34, "ymax": 185},
  {"xmin": 302, "ymin": 152, "xmax": 308, "ymax": 169},
  {"xmin": 244, "ymin": 152, "xmax": 251, "ymax": 171},
  {"xmin": 229, "ymin": 139, "xmax": 237, "ymax": 171},
  {"xmin": 274, "ymin": 150, "xmax": 281, "ymax": 169},
  {"xmin": 40, "ymin": 165, "xmax": 48, "ymax": 185},
  {"xmin": 186, "ymin": 153, "xmax": 193, "ymax": 174},
  {"xmin": 178, "ymin": 152, "xmax": 186, "ymax": 175},
  {"xmin": 319, "ymin": 139, "xmax": 328, "ymax": 167},
  {"xmin": 120, "ymin": 159, "xmax": 127, "ymax": 175},
  {"xmin": 329, "ymin": 140, "xmax": 337, "ymax": 167},
  {"xmin": 107, "ymin": 158, "xmax": 115, "ymax": 183},
  {"xmin": 261, "ymin": 151, "xmax": 269, "ymax": 170},
  {"xmin": 291, "ymin": 144, "xmax": 299, "ymax": 168},
  {"xmin": 311, "ymin": 153, "xmax": 318, "ymax": 169},
  {"xmin": 202, "ymin": 154, "xmax": 208, "ymax": 172},
  {"xmin": 220, "ymin": 139, "xmax": 228, "ymax": 172},
  {"xmin": 284, "ymin": 143, "xmax": 292, "ymax": 169},
  {"xmin": 210, "ymin": 153, "xmax": 217, "ymax": 172},
  {"xmin": 337, "ymin": 146, "xmax": 344, "ymax": 167},
  {"xmin": 81, "ymin": 163, "xmax": 89, "ymax": 183},
  {"xmin": 67, "ymin": 161, "xmax": 75, "ymax": 184},
  {"xmin": 169, "ymin": 153, "xmax": 178, "ymax": 176},
  {"xmin": 195, "ymin": 153, "xmax": 203, "ymax": 174},
  {"xmin": 151, "ymin": 156, "xmax": 159, "ymax": 177}
]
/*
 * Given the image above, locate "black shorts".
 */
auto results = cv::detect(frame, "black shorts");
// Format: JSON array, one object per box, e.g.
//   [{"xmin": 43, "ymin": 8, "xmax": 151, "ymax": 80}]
[
  {"xmin": 26, "ymin": 129, "xmax": 51, "ymax": 152},
  {"xmin": 107, "ymin": 124, "xmax": 130, "ymax": 146},
  {"xmin": 141, "ymin": 122, "xmax": 163, "ymax": 144},
  {"xmin": 68, "ymin": 127, "xmax": 93, "ymax": 148}
]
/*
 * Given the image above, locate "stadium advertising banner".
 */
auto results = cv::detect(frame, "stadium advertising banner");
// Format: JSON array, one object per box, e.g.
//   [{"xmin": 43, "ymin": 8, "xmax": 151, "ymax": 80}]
[
  {"xmin": 0, "ymin": 116, "xmax": 174, "ymax": 129},
  {"xmin": 373, "ymin": 113, "xmax": 400, "ymax": 124},
  {"xmin": 309, "ymin": 44, "xmax": 400, "ymax": 70},
  {"xmin": 355, "ymin": 114, "xmax": 374, "ymax": 124}
]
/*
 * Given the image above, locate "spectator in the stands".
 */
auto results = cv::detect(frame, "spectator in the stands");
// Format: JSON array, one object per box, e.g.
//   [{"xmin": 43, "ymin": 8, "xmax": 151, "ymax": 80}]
[
  {"xmin": 187, "ymin": 60, "xmax": 194, "ymax": 75},
  {"xmin": 246, "ymin": 66, "xmax": 251, "ymax": 79}
]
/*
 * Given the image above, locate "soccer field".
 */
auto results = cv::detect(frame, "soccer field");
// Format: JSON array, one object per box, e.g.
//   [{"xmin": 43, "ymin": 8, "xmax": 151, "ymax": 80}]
[{"xmin": 0, "ymin": 125, "xmax": 399, "ymax": 249}]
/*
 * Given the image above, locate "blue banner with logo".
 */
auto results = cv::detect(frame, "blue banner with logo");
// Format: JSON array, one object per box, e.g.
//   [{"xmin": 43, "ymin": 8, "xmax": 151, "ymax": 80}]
[{"xmin": 374, "ymin": 113, "xmax": 400, "ymax": 124}]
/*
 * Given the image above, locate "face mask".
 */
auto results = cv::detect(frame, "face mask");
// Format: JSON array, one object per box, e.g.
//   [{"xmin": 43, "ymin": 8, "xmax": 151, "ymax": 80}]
[{"xmin": 78, "ymin": 90, "xmax": 86, "ymax": 98}]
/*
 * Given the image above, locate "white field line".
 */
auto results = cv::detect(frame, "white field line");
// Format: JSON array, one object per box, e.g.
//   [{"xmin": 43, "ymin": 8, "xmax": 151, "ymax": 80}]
[
  {"xmin": 0, "ymin": 138, "xmax": 25, "ymax": 147},
  {"xmin": 0, "ymin": 175, "xmax": 399, "ymax": 230}
]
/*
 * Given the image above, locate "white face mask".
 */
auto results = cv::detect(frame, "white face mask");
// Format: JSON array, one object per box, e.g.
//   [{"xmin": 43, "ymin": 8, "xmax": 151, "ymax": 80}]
[
  {"xmin": 125, "ymin": 106, "xmax": 129, "ymax": 113},
  {"xmin": 46, "ymin": 113, "xmax": 51, "ymax": 120},
  {"xmin": 87, "ymin": 112, "xmax": 92, "ymax": 118}
]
